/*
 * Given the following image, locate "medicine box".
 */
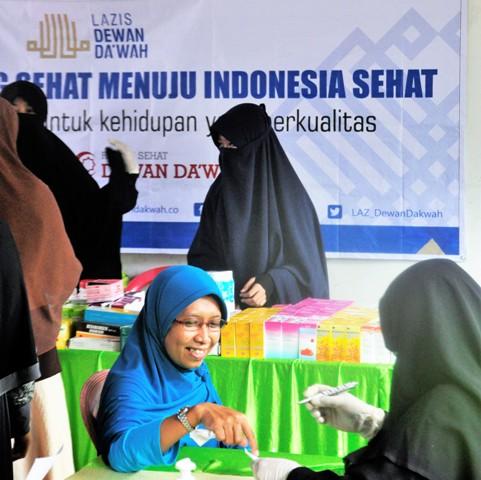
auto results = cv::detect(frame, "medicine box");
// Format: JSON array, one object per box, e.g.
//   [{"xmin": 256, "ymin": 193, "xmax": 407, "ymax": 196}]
[{"xmin": 79, "ymin": 278, "xmax": 124, "ymax": 303}]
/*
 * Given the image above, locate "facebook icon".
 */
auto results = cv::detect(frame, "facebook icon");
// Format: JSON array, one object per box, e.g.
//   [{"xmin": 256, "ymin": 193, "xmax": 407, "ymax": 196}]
[{"xmin": 193, "ymin": 203, "xmax": 204, "ymax": 216}]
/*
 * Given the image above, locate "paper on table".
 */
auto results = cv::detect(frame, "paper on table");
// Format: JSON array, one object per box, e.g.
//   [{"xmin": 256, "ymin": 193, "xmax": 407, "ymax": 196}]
[
  {"xmin": 189, "ymin": 427, "xmax": 216, "ymax": 446},
  {"xmin": 25, "ymin": 445, "xmax": 63, "ymax": 480}
]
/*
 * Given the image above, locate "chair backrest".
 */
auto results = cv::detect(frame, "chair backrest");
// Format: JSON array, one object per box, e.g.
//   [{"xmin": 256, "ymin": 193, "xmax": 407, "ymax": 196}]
[
  {"xmin": 80, "ymin": 369, "xmax": 109, "ymax": 451},
  {"xmin": 125, "ymin": 266, "xmax": 171, "ymax": 293}
]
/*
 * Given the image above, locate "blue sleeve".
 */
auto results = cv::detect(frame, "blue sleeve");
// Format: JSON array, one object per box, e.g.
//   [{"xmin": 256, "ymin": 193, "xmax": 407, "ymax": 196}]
[{"xmin": 108, "ymin": 419, "xmax": 179, "ymax": 472}]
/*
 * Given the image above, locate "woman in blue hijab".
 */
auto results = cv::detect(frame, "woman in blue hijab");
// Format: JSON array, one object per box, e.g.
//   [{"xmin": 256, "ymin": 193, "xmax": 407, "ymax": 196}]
[{"xmin": 97, "ymin": 265, "xmax": 257, "ymax": 472}]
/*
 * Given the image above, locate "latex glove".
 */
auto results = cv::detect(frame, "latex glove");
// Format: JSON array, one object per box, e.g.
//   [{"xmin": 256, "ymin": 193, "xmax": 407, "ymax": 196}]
[
  {"xmin": 109, "ymin": 139, "xmax": 139, "ymax": 174},
  {"xmin": 252, "ymin": 458, "xmax": 300, "ymax": 480},
  {"xmin": 303, "ymin": 384, "xmax": 385, "ymax": 440}
]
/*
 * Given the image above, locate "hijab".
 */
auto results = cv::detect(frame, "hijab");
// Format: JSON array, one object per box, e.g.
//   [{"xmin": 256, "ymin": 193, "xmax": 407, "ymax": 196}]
[
  {"xmin": 346, "ymin": 259, "xmax": 481, "ymax": 479},
  {"xmin": 97, "ymin": 265, "xmax": 228, "ymax": 463},
  {"xmin": 0, "ymin": 221, "xmax": 40, "ymax": 397},
  {"xmin": 1, "ymin": 81, "xmax": 48, "ymax": 123},
  {"xmin": 188, "ymin": 103, "xmax": 329, "ymax": 305},
  {"xmin": 0, "ymin": 98, "xmax": 81, "ymax": 354}
]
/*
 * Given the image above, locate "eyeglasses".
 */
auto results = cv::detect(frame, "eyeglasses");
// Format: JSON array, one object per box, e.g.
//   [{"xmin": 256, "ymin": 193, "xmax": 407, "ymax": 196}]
[{"xmin": 174, "ymin": 319, "xmax": 225, "ymax": 332}]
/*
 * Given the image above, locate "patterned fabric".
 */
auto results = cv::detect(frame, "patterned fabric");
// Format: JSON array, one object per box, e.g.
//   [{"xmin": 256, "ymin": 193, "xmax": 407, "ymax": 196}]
[{"xmin": 7, "ymin": 381, "xmax": 35, "ymax": 407}]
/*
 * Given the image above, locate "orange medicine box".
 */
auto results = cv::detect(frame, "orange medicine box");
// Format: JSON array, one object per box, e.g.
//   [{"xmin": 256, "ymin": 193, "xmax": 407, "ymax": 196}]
[
  {"xmin": 248, "ymin": 307, "xmax": 282, "ymax": 358},
  {"xmin": 235, "ymin": 318, "xmax": 251, "ymax": 358},
  {"xmin": 316, "ymin": 322, "xmax": 332, "ymax": 361},
  {"xmin": 220, "ymin": 316, "xmax": 237, "ymax": 357}
]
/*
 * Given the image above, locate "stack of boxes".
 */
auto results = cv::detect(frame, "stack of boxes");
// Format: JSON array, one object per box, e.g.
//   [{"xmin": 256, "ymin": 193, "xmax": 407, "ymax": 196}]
[
  {"xmin": 221, "ymin": 307, "xmax": 282, "ymax": 358},
  {"xmin": 220, "ymin": 298, "xmax": 394, "ymax": 364}
]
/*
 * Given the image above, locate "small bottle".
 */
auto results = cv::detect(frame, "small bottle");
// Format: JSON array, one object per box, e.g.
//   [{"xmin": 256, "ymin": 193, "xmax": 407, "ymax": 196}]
[{"xmin": 175, "ymin": 457, "xmax": 196, "ymax": 480}]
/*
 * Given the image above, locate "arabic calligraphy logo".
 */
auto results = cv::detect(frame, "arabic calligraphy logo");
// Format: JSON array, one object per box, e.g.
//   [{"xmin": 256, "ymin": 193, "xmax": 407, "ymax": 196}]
[{"xmin": 27, "ymin": 14, "xmax": 90, "ymax": 58}]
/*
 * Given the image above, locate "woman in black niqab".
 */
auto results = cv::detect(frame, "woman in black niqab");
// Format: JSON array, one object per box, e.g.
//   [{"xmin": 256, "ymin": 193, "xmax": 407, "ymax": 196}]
[
  {"xmin": 188, "ymin": 103, "xmax": 329, "ymax": 307},
  {"xmin": 1, "ymin": 81, "xmax": 138, "ymax": 280}
]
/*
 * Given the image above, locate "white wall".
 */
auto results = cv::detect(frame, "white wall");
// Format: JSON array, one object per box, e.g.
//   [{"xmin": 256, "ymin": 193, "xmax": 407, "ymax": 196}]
[{"xmin": 122, "ymin": 0, "xmax": 481, "ymax": 307}]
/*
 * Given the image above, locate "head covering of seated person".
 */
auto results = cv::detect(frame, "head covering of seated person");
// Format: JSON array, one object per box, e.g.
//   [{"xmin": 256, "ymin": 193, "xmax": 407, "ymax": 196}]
[
  {"xmin": 344, "ymin": 259, "xmax": 481, "ymax": 479},
  {"xmin": 0, "ymin": 97, "xmax": 81, "ymax": 356},
  {"xmin": 188, "ymin": 103, "xmax": 329, "ymax": 306},
  {"xmin": 97, "ymin": 265, "xmax": 228, "ymax": 471}
]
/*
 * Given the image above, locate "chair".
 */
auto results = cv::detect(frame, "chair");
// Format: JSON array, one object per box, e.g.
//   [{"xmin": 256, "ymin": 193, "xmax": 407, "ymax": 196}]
[
  {"xmin": 80, "ymin": 369, "xmax": 110, "ymax": 451},
  {"xmin": 125, "ymin": 266, "xmax": 171, "ymax": 293}
]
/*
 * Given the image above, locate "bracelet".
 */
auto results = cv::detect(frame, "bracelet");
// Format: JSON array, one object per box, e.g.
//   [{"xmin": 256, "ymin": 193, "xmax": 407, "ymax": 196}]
[{"xmin": 176, "ymin": 406, "xmax": 194, "ymax": 433}]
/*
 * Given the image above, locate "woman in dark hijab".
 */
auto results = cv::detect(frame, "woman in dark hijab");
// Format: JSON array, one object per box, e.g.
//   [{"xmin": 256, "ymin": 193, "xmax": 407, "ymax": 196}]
[
  {"xmin": 253, "ymin": 259, "xmax": 481, "ymax": 480},
  {"xmin": 0, "ymin": 97, "xmax": 81, "ymax": 479},
  {"xmin": 188, "ymin": 103, "xmax": 329, "ymax": 307},
  {"xmin": 1, "ymin": 80, "xmax": 139, "ymax": 280},
  {"xmin": 0, "ymin": 221, "xmax": 40, "ymax": 480}
]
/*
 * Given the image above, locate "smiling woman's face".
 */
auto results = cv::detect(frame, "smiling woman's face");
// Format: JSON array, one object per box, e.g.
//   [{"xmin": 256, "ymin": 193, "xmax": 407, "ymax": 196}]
[{"xmin": 164, "ymin": 296, "xmax": 222, "ymax": 369}]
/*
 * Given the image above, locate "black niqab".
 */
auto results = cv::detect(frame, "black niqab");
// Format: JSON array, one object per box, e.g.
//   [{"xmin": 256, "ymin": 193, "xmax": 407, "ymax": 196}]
[
  {"xmin": 14, "ymin": 113, "xmax": 138, "ymax": 280},
  {"xmin": 1, "ymin": 81, "xmax": 48, "ymax": 123},
  {"xmin": 188, "ymin": 103, "xmax": 329, "ymax": 305}
]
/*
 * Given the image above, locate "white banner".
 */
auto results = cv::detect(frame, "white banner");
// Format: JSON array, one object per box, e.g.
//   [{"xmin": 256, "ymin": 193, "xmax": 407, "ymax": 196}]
[{"xmin": 0, "ymin": 0, "xmax": 465, "ymax": 257}]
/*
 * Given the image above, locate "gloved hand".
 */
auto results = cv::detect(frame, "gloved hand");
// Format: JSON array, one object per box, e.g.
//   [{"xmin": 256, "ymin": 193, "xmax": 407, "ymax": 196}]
[
  {"xmin": 303, "ymin": 384, "xmax": 385, "ymax": 440},
  {"xmin": 109, "ymin": 139, "xmax": 139, "ymax": 174},
  {"xmin": 252, "ymin": 458, "xmax": 300, "ymax": 480}
]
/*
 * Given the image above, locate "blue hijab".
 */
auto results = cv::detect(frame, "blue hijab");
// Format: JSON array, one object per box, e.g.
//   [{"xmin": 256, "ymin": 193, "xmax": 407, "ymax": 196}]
[{"xmin": 97, "ymin": 265, "xmax": 227, "ymax": 471}]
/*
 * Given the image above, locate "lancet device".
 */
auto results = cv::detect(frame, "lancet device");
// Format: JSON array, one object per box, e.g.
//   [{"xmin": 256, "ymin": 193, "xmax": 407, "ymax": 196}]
[{"xmin": 298, "ymin": 381, "xmax": 358, "ymax": 404}]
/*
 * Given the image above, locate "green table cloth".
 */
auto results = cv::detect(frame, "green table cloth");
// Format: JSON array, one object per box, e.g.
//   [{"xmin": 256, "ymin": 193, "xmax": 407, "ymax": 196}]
[{"xmin": 59, "ymin": 350, "xmax": 392, "ymax": 472}]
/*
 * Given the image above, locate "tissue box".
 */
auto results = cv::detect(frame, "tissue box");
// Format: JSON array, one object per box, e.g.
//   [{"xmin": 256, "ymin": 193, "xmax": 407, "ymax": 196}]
[
  {"xmin": 79, "ymin": 279, "xmax": 124, "ymax": 303},
  {"xmin": 208, "ymin": 271, "xmax": 235, "ymax": 319}
]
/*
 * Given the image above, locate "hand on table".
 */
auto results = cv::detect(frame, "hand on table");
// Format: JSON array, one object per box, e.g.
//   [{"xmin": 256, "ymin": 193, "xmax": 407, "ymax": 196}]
[
  {"xmin": 192, "ymin": 402, "xmax": 258, "ymax": 455},
  {"xmin": 252, "ymin": 458, "xmax": 300, "ymax": 480},
  {"xmin": 240, "ymin": 277, "xmax": 267, "ymax": 307},
  {"xmin": 303, "ymin": 384, "xmax": 385, "ymax": 439}
]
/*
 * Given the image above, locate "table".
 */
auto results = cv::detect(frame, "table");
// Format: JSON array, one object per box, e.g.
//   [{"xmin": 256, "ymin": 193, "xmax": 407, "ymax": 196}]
[
  {"xmin": 59, "ymin": 350, "xmax": 392, "ymax": 471},
  {"xmin": 67, "ymin": 457, "xmax": 249, "ymax": 479},
  {"xmin": 66, "ymin": 448, "xmax": 345, "ymax": 479}
]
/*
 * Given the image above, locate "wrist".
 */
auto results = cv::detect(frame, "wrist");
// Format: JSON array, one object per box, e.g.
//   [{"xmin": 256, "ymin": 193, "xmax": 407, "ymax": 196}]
[
  {"xmin": 188, "ymin": 404, "xmax": 204, "ymax": 427},
  {"xmin": 361, "ymin": 407, "xmax": 385, "ymax": 440},
  {"xmin": 176, "ymin": 406, "xmax": 195, "ymax": 433}
]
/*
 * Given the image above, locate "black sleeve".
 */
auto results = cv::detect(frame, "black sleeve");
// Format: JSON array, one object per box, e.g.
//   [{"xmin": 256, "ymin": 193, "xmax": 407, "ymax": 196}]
[
  {"xmin": 287, "ymin": 467, "xmax": 341, "ymax": 480},
  {"xmin": 256, "ymin": 272, "xmax": 275, "ymax": 300},
  {"xmin": 287, "ymin": 457, "xmax": 428, "ymax": 480},
  {"xmin": 7, "ymin": 401, "xmax": 31, "ymax": 437},
  {"xmin": 103, "ymin": 147, "xmax": 139, "ymax": 214}
]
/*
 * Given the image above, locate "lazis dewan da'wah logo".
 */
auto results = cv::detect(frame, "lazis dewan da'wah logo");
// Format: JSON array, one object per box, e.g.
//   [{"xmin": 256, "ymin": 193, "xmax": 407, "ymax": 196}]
[{"xmin": 27, "ymin": 14, "xmax": 90, "ymax": 58}]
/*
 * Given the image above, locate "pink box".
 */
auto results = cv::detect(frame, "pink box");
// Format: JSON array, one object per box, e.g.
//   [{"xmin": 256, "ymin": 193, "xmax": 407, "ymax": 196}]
[{"xmin": 79, "ymin": 279, "xmax": 124, "ymax": 303}]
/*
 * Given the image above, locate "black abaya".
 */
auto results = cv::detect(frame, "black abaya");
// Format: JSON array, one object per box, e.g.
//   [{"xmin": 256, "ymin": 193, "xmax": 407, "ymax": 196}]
[
  {"xmin": 188, "ymin": 103, "xmax": 329, "ymax": 305},
  {"xmin": 16, "ymin": 113, "xmax": 138, "ymax": 280}
]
